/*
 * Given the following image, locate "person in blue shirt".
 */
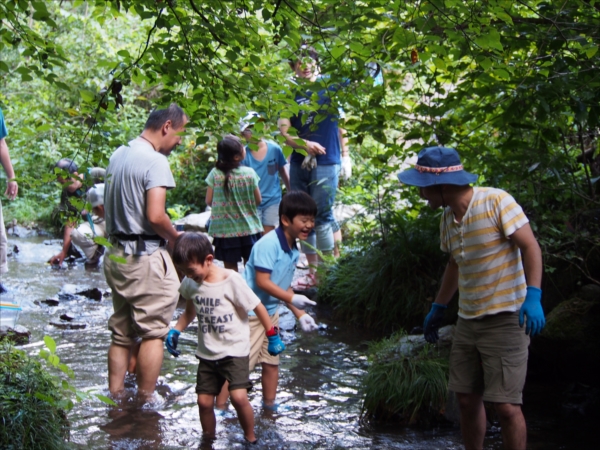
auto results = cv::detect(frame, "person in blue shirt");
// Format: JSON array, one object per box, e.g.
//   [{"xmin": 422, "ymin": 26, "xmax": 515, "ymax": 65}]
[
  {"xmin": 278, "ymin": 47, "xmax": 347, "ymax": 289},
  {"xmin": 215, "ymin": 191, "xmax": 320, "ymax": 410},
  {"xmin": 240, "ymin": 112, "xmax": 290, "ymax": 234}
]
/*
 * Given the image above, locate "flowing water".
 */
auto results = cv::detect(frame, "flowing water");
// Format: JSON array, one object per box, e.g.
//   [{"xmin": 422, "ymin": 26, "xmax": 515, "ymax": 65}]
[{"xmin": 1, "ymin": 236, "xmax": 596, "ymax": 449}]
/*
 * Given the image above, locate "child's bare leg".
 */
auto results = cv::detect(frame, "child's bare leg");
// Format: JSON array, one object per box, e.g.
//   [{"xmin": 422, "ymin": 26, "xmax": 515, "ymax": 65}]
[
  {"xmin": 215, "ymin": 381, "xmax": 229, "ymax": 409},
  {"xmin": 197, "ymin": 394, "xmax": 217, "ymax": 438},
  {"xmin": 261, "ymin": 363, "xmax": 279, "ymax": 407},
  {"xmin": 127, "ymin": 342, "xmax": 140, "ymax": 374},
  {"xmin": 229, "ymin": 388, "xmax": 256, "ymax": 442}
]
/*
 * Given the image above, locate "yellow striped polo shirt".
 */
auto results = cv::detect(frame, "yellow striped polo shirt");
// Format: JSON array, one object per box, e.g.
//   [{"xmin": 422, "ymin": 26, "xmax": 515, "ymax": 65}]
[{"xmin": 440, "ymin": 187, "xmax": 529, "ymax": 319}]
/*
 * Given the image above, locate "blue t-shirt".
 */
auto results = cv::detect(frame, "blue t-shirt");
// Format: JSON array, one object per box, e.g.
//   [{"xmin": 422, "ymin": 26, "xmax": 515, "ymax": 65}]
[
  {"xmin": 289, "ymin": 81, "xmax": 343, "ymax": 166},
  {"xmin": 241, "ymin": 140, "xmax": 287, "ymax": 209},
  {"xmin": 0, "ymin": 108, "xmax": 7, "ymax": 140},
  {"xmin": 244, "ymin": 227, "xmax": 299, "ymax": 316}
]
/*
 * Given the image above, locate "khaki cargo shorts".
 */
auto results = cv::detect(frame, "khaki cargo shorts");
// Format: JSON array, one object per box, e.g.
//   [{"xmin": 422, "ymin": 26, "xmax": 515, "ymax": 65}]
[
  {"xmin": 104, "ymin": 246, "xmax": 179, "ymax": 346},
  {"xmin": 249, "ymin": 312, "xmax": 279, "ymax": 370},
  {"xmin": 448, "ymin": 311, "xmax": 530, "ymax": 404}
]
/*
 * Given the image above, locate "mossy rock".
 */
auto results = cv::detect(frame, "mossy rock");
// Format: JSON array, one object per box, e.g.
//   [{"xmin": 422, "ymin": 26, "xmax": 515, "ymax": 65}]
[{"xmin": 542, "ymin": 285, "xmax": 600, "ymax": 347}]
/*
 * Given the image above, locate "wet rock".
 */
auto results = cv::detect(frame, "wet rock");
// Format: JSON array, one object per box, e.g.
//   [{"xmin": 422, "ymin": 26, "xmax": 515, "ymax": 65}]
[
  {"xmin": 44, "ymin": 239, "xmax": 63, "ymax": 246},
  {"xmin": 8, "ymin": 225, "xmax": 37, "ymax": 238},
  {"xmin": 542, "ymin": 286, "xmax": 600, "ymax": 344},
  {"xmin": 49, "ymin": 321, "xmax": 87, "ymax": 330},
  {"xmin": 76, "ymin": 288, "xmax": 102, "ymax": 301},
  {"xmin": 59, "ymin": 313, "xmax": 75, "ymax": 322},
  {"xmin": 174, "ymin": 211, "xmax": 211, "ymax": 232},
  {"xmin": 103, "ymin": 288, "xmax": 112, "ymax": 298},
  {"xmin": 394, "ymin": 325, "xmax": 454, "ymax": 358},
  {"xmin": 13, "ymin": 244, "xmax": 19, "ymax": 254},
  {"xmin": 42, "ymin": 298, "xmax": 60, "ymax": 306},
  {"xmin": 58, "ymin": 284, "xmax": 78, "ymax": 301},
  {"xmin": 0, "ymin": 325, "xmax": 31, "ymax": 344}
]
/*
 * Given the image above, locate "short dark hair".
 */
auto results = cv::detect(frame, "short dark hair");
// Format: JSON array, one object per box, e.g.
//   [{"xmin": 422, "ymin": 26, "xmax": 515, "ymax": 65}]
[
  {"xmin": 55, "ymin": 158, "xmax": 78, "ymax": 174},
  {"xmin": 144, "ymin": 103, "xmax": 188, "ymax": 131},
  {"xmin": 288, "ymin": 45, "xmax": 319, "ymax": 69},
  {"xmin": 279, "ymin": 191, "xmax": 317, "ymax": 226},
  {"xmin": 172, "ymin": 232, "xmax": 214, "ymax": 266}
]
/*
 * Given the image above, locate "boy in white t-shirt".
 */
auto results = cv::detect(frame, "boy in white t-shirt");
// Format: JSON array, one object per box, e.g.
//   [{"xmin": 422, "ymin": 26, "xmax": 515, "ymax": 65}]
[{"xmin": 165, "ymin": 232, "xmax": 285, "ymax": 445}]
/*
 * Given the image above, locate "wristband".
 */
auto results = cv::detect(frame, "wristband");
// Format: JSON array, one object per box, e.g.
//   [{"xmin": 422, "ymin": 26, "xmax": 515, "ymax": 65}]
[{"xmin": 266, "ymin": 326, "xmax": 278, "ymax": 337}]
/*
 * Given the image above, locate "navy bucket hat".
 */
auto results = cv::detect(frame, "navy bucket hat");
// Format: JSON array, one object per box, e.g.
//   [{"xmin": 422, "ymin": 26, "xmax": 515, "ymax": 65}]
[{"xmin": 397, "ymin": 146, "xmax": 478, "ymax": 187}]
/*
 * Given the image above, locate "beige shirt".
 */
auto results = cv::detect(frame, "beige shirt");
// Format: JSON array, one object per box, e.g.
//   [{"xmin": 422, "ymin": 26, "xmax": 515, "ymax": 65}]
[{"xmin": 179, "ymin": 270, "xmax": 260, "ymax": 360}]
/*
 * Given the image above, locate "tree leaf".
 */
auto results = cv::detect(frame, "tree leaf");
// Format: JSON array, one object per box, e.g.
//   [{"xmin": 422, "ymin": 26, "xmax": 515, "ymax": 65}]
[{"xmin": 44, "ymin": 335, "xmax": 56, "ymax": 354}]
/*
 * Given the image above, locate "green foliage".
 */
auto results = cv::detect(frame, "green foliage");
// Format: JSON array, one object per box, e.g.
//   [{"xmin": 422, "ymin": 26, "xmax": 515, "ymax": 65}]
[
  {"xmin": 319, "ymin": 211, "xmax": 448, "ymax": 333},
  {"xmin": 1, "ymin": 0, "xmax": 599, "ymax": 293},
  {"xmin": 37, "ymin": 335, "xmax": 116, "ymax": 409},
  {"xmin": 362, "ymin": 331, "xmax": 449, "ymax": 424},
  {"xmin": 0, "ymin": 342, "xmax": 69, "ymax": 450}
]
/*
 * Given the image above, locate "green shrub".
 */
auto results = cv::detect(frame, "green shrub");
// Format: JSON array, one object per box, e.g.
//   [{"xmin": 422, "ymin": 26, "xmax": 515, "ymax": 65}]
[
  {"xmin": 319, "ymin": 212, "xmax": 448, "ymax": 333},
  {"xmin": 362, "ymin": 332, "xmax": 449, "ymax": 424},
  {"xmin": 0, "ymin": 343, "xmax": 69, "ymax": 450}
]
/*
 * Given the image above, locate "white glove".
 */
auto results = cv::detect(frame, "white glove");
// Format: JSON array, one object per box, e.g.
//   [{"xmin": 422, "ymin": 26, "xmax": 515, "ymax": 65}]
[
  {"xmin": 340, "ymin": 156, "xmax": 352, "ymax": 180},
  {"xmin": 298, "ymin": 314, "xmax": 318, "ymax": 332},
  {"xmin": 301, "ymin": 154, "xmax": 317, "ymax": 171},
  {"xmin": 291, "ymin": 294, "xmax": 317, "ymax": 309}
]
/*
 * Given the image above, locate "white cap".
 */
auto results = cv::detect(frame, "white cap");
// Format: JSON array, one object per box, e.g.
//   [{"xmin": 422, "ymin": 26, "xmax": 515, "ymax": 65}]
[
  {"xmin": 88, "ymin": 183, "xmax": 105, "ymax": 208},
  {"xmin": 239, "ymin": 111, "xmax": 262, "ymax": 133}
]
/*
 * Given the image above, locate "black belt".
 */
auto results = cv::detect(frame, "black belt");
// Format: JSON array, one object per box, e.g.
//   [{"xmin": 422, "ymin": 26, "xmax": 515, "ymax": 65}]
[{"xmin": 111, "ymin": 233, "xmax": 166, "ymax": 252}]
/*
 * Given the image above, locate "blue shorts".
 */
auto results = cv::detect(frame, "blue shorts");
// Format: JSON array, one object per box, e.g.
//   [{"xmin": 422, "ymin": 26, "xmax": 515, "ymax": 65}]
[
  {"xmin": 258, "ymin": 203, "xmax": 280, "ymax": 227},
  {"xmin": 213, "ymin": 233, "xmax": 262, "ymax": 263}
]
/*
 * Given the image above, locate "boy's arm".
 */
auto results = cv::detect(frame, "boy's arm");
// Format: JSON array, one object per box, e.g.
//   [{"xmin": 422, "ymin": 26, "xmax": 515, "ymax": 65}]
[
  {"xmin": 174, "ymin": 297, "xmax": 196, "ymax": 331},
  {"xmin": 253, "ymin": 303, "xmax": 275, "ymax": 332},
  {"xmin": 165, "ymin": 296, "xmax": 196, "ymax": 357},
  {"xmin": 256, "ymin": 271, "xmax": 293, "ymax": 303},
  {"xmin": 256, "ymin": 271, "xmax": 316, "ymax": 310},
  {"xmin": 253, "ymin": 302, "xmax": 286, "ymax": 356}
]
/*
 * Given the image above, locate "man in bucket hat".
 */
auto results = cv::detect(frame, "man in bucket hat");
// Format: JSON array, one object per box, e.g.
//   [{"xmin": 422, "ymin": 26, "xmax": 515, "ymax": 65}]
[{"xmin": 398, "ymin": 146, "xmax": 545, "ymax": 450}]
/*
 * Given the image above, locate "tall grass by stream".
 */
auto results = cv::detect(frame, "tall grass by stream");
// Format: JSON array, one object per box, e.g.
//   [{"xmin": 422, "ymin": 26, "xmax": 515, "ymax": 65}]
[{"xmin": 319, "ymin": 213, "xmax": 448, "ymax": 334}]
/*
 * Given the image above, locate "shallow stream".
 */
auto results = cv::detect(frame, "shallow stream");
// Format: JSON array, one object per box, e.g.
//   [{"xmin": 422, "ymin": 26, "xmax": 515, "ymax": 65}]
[{"xmin": 1, "ymin": 236, "xmax": 595, "ymax": 449}]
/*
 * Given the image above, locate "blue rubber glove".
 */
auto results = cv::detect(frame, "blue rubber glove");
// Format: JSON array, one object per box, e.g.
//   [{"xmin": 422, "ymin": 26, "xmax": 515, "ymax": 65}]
[
  {"xmin": 266, "ymin": 327, "xmax": 285, "ymax": 356},
  {"xmin": 165, "ymin": 329, "xmax": 181, "ymax": 357},
  {"xmin": 423, "ymin": 303, "xmax": 447, "ymax": 343},
  {"xmin": 519, "ymin": 286, "xmax": 545, "ymax": 337}
]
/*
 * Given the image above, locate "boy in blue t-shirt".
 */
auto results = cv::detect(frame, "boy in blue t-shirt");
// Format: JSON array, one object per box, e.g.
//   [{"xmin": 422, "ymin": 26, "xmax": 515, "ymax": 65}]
[
  {"xmin": 240, "ymin": 112, "xmax": 291, "ymax": 234},
  {"xmin": 215, "ymin": 191, "xmax": 320, "ymax": 410}
]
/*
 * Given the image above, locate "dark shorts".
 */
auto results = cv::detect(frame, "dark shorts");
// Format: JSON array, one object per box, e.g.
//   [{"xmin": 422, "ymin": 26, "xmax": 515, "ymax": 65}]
[
  {"xmin": 195, "ymin": 355, "xmax": 252, "ymax": 395},
  {"xmin": 213, "ymin": 233, "xmax": 262, "ymax": 263},
  {"xmin": 448, "ymin": 311, "xmax": 530, "ymax": 404}
]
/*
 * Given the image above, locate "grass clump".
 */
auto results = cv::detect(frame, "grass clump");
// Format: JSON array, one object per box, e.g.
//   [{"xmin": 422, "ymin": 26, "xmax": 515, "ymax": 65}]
[
  {"xmin": 319, "ymin": 214, "xmax": 447, "ymax": 333},
  {"xmin": 0, "ymin": 342, "xmax": 69, "ymax": 450},
  {"xmin": 362, "ymin": 331, "xmax": 449, "ymax": 424}
]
